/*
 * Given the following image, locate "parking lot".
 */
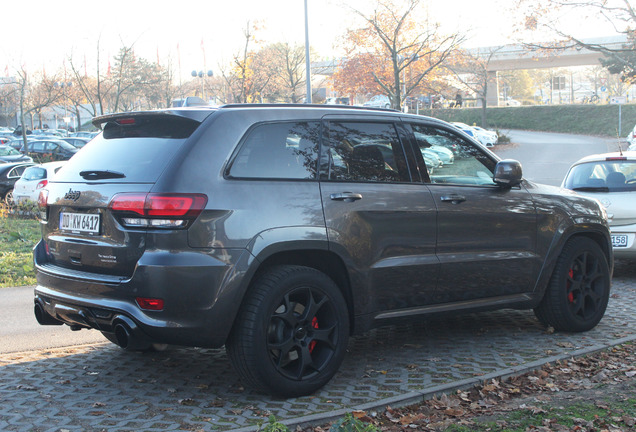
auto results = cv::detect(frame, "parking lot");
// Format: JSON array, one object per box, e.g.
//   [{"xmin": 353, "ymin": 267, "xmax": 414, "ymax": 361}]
[{"xmin": 0, "ymin": 260, "xmax": 634, "ymax": 432}]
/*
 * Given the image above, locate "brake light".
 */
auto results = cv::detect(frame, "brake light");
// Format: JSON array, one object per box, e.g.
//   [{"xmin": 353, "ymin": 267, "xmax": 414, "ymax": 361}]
[
  {"xmin": 36, "ymin": 179, "xmax": 48, "ymax": 189},
  {"xmin": 109, "ymin": 193, "xmax": 207, "ymax": 229},
  {"xmin": 136, "ymin": 297, "xmax": 164, "ymax": 311},
  {"xmin": 38, "ymin": 189, "xmax": 49, "ymax": 220},
  {"xmin": 606, "ymin": 156, "xmax": 627, "ymax": 161},
  {"xmin": 118, "ymin": 118, "xmax": 136, "ymax": 125}
]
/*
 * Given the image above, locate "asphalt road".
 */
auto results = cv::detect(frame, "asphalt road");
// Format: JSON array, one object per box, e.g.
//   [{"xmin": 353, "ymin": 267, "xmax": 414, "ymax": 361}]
[
  {"xmin": 495, "ymin": 130, "xmax": 622, "ymax": 186},
  {"xmin": 0, "ymin": 285, "xmax": 105, "ymax": 353},
  {"xmin": 0, "ymin": 129, "xmax": 625, "ymax": 355}
]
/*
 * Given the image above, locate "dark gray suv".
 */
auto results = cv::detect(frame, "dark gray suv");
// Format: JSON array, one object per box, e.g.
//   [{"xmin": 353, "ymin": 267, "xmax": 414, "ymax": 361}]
[{"xmin": 33, "ymin": 105, "xmax": 613, "ymax": 397}]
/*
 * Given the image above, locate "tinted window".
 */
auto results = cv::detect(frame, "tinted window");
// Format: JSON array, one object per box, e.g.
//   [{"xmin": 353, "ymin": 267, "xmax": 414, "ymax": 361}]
[
  {"xmin": 324, "ymin": 122, "xmax": 409, "ymax": 182},
  {"xmin": 8, "ymin": 165, "xmax": 29, "ymax": 178},
  {"xmin": 53, "ymin": 116, "xmax": 202, "ymax": 183},
  {"xmin": 47, "ymin": 141, "xmax": 76, "ymax": 152},
  {"xmin": 410, "ymin": 125, "xmax": 496, "ymax": 186},
  {"xmin": 55, "ymin": 135, "xmax": 186, "ymax": 183},
  {"xmin": 228, "ymin": 122, "xmax": 320, "ymax": 180},
  {"xmin": 31, "ymin": 142, "xmax": 45, "ymax": 152}
]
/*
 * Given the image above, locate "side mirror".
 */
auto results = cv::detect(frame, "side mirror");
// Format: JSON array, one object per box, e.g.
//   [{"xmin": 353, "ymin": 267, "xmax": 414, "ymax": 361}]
[{"xmin": 493, "ymin": 159, "xmax": 523, "ymax": 187}]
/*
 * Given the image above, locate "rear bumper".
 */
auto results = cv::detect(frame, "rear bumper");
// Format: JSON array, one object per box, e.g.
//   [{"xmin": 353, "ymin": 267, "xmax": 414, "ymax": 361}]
[{"xmin": 33, "ymin": 239, "xmax": 253, "ymax": 348}]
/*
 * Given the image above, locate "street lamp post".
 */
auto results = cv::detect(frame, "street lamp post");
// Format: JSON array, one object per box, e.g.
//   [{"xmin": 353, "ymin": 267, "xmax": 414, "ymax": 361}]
[
  {"xmin": 191, "ymin": 70, "xmax": 213, "ymax": 102},
  {"xmin": 304, "ymin": 0, "xmax": 312, "ymax": 103}
]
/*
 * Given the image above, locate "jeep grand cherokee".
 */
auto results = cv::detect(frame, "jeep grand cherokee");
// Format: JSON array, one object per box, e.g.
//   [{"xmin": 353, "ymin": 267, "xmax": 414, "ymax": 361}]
[{"xmin": 33, "ymin": 104, "xmax": 613, "ymax": 397}]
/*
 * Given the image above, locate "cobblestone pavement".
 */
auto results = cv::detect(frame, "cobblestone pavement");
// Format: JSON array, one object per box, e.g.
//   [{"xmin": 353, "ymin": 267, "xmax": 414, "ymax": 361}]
[{"xmin": 1, "ymin": 260, "xmax": 634, "ymax": 432}]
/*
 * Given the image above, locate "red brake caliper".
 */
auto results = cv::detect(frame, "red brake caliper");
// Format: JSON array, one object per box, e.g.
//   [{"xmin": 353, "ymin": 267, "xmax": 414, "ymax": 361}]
[
  {"xmin": 567, "ymin": 268, "xmax": 574, "ymax": 303},
  {"xmin": 308, "ymin": 317, "xmax": 319, "ymax": 352}
]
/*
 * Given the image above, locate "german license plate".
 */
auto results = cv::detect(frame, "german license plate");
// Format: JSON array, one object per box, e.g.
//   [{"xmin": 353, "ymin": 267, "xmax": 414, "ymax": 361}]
[
  {"xmin": 59, "ymin": 212, "xmax": 100, "ymax": 234},
  {"xmin": 611, "ymin": 234, "xmax": 628, "ymax": 248}
]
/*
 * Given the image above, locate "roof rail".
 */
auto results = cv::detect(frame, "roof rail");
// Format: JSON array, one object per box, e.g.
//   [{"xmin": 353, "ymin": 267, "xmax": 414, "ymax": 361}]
[{"xmin": 219, "ymin": 103, "xmax": 398, "ymax": 112}]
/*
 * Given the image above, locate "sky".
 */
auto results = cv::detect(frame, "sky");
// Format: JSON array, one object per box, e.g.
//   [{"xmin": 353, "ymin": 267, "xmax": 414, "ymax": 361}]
[{"xmin": 0, "ymin": 0, "xmax": 622, "ymax": 80}]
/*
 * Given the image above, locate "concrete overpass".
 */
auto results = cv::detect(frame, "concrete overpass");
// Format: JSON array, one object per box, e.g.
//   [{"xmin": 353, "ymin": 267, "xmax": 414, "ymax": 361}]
[
  {"xmin": 471, "ymin": 35, "xmax": 629, "ymax": 105},
  {"xmin": 312, "ymin": 35, "xmax": 629, "ymax": 106}
]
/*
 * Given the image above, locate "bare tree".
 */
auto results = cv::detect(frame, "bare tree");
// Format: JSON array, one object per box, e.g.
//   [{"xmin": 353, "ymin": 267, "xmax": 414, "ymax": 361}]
[
  {"xmin": 0, "ymin": 78, "xmax": 19, "ymax": 128},
  {"xmin": 68, "ymin": 38, "xmax": 117, "ymax": 118},
  {"xmin": 338, "ymin": 0, "xmax": 464, "ymax": 110},
  {"xmin": 269, "ymin": 42, "xmax": 308, "ymax": 103},
  {"xmin": 15, "ymin": 68, "xmax": 64, "ymax": 150}
]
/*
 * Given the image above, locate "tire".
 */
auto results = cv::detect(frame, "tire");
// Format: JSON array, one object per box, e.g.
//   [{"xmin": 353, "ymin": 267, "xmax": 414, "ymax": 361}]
[
  {"xmin": 227, "ymin": 265, "xmax": 349, "ymax": 397},
  {"xmin": 384, "ymin": 103, "xmax": 391, "ymax": 109},
  {"xmin": 534, "ymin": 237, "xmax": 610, "ymax": 332},
  {"xmin": 4, "ymin": 189, "xmax": 13, "ymax": 206}
]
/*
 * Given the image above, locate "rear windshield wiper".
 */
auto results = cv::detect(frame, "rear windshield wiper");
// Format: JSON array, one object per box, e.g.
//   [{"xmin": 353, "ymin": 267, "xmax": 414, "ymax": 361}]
[
  {"xmin": 572, "ymin": 186, "xmax": 609, "ymax": 192},
  {"xmin": 79, "ymin": 170, "xmax": 126, "ymax": 180}
]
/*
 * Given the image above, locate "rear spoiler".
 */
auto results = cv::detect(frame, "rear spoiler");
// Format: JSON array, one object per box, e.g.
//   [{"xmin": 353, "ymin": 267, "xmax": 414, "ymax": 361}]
[{"xmin": 92, "ymin": 108, "xmax": 217, "ymax": 130}]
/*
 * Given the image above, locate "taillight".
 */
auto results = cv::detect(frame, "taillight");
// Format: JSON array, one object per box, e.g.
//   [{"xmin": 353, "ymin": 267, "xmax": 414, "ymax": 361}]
[
  {"xmin": 38, "ymin": 189, "xmax": 49, "ymax": 221},
  {"xmin": 36, "ymin": 179, "xmax": 48, "ymax": 189},
  {"xmin": 108, "ymin": 193, "xmax": 207, "ymax": 229}
]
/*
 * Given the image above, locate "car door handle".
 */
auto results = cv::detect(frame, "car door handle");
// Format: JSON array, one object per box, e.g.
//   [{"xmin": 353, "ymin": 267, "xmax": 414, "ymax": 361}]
[
  {"xmin": 330, "ymin": 192, "xmax": 363, "ymax": 202},
  {"xmin": 440, "ymin": 194, "xmax": 466, "ymax": 204}
]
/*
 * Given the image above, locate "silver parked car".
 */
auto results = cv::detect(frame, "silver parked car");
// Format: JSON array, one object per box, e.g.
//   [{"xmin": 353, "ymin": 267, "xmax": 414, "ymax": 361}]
[
  {"xmin": 362, "ymin": 95, "xmax": 391, "ymax": 109},
  {"xmin": 562, "ymin": 151, "xmax": 636, "ymax": 258}
]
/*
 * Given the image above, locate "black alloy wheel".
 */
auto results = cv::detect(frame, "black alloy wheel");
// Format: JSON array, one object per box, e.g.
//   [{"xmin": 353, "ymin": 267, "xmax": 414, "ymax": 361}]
[
  {"xmin": 534, "ymin": 237, "xmax": 610, "ymax": 332},
  {"xmin": 227, "ymin": 265, "xmax": 349, "ymax": 397}
]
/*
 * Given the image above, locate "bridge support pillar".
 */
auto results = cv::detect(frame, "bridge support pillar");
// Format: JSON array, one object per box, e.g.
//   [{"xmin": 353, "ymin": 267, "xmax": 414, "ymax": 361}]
[{"xmin": 485, "ymin": 71, "xmax": 499, "ymax": 107}]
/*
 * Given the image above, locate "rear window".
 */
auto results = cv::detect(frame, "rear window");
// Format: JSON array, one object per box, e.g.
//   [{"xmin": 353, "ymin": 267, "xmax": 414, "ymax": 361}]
[
  {"xmin": 53, "ymin": 115, "xmax": 202, "ymax": 183},
  {"xmin": 22, "ymin": 167, "xmax": 46, "ymax": 181},
  {"xmin": 564, "ymin": 160, "xmax": 636, "ymax": 192}
]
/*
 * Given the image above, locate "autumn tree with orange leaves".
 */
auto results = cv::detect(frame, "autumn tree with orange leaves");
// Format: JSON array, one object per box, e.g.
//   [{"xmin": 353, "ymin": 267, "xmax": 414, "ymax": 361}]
[{"xmin": 332, "ymin": 0, "xmax": 464, "ymax": 110}]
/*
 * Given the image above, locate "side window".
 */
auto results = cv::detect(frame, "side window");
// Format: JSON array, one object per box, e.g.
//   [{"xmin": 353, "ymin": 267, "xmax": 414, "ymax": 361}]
[
  {"xmin": 31, "ymin": 142, "xmax": 45, "ymax": 152},
  {"xmin": 46, "ymin": 143, "xmax": 60, "ymax": 152},
  {"xmin": 410, "ymin": 124, "xmax": 496, "ymax": 186},
  {"xmin": 8, "ymin": 165, "xmax": 28, "ymax": 178},
  {"xmin": 324, "ymin": 121, "xmax": 409, "ymax": 182},
  {"xmin": 228, "ymin": 121, "xmax": 320, "ymax": 180}
]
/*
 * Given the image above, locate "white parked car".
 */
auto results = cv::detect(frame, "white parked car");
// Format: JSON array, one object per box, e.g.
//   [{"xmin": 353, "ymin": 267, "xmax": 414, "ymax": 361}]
[
  {"xmin": 451, "ymin": 122, "xmax": 495, "ymax": 148},
  {"xmin": 13, "ymin": 161, "xmax": 66, "ymax": 204},
  {"xmin": 421, "ymin": 148, "xmax": 442, "ymax": 174},
  {"xmin": 503, "ymin": 97, "xmax": 521, "ymax": 106},
  {"xmin": 414, "ymin": 132, "xmax": 454, "ymax": 164},
  {"xmin": 472, "ymin": 126, "xmax": 498, "ymax": 146},
  {"xmin": 626, "ymin": 124, "xmax": 636, "ymax": 148},
  {"xmin": 562, "ymin": 151, "xmax": 636, "ymax": 258},
  {"xmin": 363, "ymin": 95, "xmax": 391, "ymax": 109}
]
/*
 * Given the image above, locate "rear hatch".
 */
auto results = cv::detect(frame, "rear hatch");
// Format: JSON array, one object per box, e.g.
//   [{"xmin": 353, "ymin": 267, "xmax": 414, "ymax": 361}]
[{"xmin": 40, "ymin": 110, "xmax": 212, "ymax": 278}]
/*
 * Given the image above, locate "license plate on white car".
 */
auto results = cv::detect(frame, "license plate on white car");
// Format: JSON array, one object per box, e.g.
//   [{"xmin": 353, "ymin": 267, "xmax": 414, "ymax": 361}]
[
  {"xmin": 611, "ymin": 234, "xmax": 628, "ymax": 248},
  {"xmin": 59, "ymin": 212, "xmax": 100, "ymax": 234}
]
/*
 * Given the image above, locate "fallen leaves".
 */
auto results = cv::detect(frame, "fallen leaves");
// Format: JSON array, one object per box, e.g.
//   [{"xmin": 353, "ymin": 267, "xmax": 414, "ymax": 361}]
[{"xmin": 310, "ymin": 342, "xmax": 636, "ymax": 432}]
